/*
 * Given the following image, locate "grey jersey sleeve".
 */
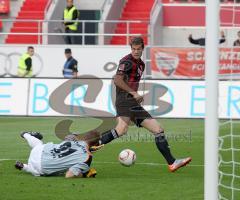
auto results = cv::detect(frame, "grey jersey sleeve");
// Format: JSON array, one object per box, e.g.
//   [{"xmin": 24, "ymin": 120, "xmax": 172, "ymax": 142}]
[{"xmin": 69, "ymin": 163, "xmax": 90, "ymax": 176}]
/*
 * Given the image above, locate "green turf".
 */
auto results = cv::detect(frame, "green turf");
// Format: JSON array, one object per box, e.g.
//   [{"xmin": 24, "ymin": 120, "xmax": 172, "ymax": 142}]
[{"xmin": 0, "ymin": 117, "xmax": 238, "ymax": 200}]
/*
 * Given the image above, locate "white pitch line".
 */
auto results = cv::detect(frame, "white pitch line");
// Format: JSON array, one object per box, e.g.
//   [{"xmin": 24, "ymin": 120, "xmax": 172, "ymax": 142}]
[
  {"xmin": 1, "ymin": 159, "xmax": 234, "ymax": 168},
  {"xmin": 0, "ymin": 159, "xmax": 17, "ymax": 161},
  {"xmin": 0, "ymin": 158, "xmax": 203, "ymax": 167},
  {"xmin": 94, "ymin": 161, "xmax": 204, "ymax": 167}
]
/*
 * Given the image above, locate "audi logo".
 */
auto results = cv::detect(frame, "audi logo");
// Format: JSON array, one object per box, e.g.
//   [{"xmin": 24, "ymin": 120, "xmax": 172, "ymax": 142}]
[{"xmin": 0, "ymin": 52, "xmax": 44, "ymax": 77}]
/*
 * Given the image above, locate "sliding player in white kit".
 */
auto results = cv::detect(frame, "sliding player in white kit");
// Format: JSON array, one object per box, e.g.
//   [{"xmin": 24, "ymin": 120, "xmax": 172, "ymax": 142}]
[{"xmin": 15, "ymin": 131, "xmax": 102, "ymax": 178}]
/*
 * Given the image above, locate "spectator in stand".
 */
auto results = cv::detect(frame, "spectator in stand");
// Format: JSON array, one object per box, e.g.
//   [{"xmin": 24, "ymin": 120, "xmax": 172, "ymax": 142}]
[
  {"xmin": 63, "ymin": 0, "xmax": 79, "ymax": 44},
  {"xmin": 17, "ymin": 46, "xmax": 34, "ymax": 77},
  {"xmin": 233, "ymin": 31, "xmax": 240, "ymax": 46},
  {"xmin": 63, "ymin": 48, "xmax": 78, "ymax": 78},
  {"xmin": 188, "ymin": 31, "xmax": 226, "ymax": 46}
]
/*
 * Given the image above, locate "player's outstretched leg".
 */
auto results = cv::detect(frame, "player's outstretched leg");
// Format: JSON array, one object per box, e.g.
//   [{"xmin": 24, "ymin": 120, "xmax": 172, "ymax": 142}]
[
  {"xmin": 20, "ymin": 131, "xmax": 43, "ymax": 149},
  {"xmin": 20, "ymin": 131, "xmax": 43, "ymax": 140},
  {"xmin": 99, "ymin": 129, "xmax": 119, "ymax": 145},
  {"xmin": 141, "ymin": 118, "xmax": 192, "ymax": 172},
  {"xmin": 99, "ymin": 117, "xmax": 130, "ymax": 145}
]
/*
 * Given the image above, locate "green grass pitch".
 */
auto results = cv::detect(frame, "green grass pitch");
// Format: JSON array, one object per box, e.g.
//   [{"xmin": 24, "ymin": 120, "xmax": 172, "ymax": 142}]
[{"xmin": 0, "ymin": 117, "xmax": 239, "ymax": 200}]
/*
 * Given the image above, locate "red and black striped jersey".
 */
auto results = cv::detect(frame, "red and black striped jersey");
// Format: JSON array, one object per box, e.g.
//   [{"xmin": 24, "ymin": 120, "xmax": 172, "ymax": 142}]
[{"xmin": 115, "ymin": 53, "xmax": 145, "ymax": 92}]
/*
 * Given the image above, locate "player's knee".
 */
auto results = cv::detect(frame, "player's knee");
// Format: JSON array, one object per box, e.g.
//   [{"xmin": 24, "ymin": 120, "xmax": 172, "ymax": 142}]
[
  {"xmin": 116, "ymin": 124, "xmax": 128, "ymax": 136},
  {"xmin": 119, "ymin": 127, "xmax": 128, "ymax": 136},
  {"xmin": 122, "ymin": 126, "xmax": 128, "ymax": 135}
]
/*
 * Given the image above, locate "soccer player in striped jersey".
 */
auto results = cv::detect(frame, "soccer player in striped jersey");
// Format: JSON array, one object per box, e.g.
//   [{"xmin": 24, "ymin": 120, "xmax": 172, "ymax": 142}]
[
  {"xmin": 99, "ymin": 37, "xmax": 191, "ymax": 172},
  {"xmin": 15, "ymin": 131, "xmax": 102, "ymax": 178}
]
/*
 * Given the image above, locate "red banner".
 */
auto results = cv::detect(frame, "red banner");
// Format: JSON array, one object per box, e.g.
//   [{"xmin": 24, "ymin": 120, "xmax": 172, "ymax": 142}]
[{"xmin": 151, "ymin": 47, "xmax": 240, "ymax": 79}]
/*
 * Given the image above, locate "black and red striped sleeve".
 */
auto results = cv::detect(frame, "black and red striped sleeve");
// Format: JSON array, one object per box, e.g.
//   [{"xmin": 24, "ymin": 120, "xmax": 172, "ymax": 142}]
[{"xmin": 116, "ymin": 60, "xmax": 132, "ymax": 76}]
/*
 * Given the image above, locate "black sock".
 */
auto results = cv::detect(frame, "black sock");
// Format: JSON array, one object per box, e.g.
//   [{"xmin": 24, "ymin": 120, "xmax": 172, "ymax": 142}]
[
  {"xmin": 99, "ymin": 129, "xmax": 119, "ymax": 145},
  {"xmin": 155, "ymin": 132, "xmax": 175, "ymax": 165}
]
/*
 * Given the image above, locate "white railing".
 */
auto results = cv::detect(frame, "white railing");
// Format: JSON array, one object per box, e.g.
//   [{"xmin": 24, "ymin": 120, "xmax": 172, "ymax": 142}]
[
  {"xmin": 150, "ymin": 0, "xmax": 162, "ymax": 19},
  {"xmin": 149, "ymin": 0, "xmax": 163, "ymax": 45},
  {"xmin": 44, "ymin": 0, "xmax": 55, "ymax": 18},
  {"xmin": 100, "ymin": 0, "xmax": 114, "ymax": 16},
  {"xmin": 0, "ymin": 19, "xmax": 149, "ymax": 45}
]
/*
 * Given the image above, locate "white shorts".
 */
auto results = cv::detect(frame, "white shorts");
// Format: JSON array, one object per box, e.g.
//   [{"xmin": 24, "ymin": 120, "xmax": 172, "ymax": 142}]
[{"xmin": 27, "ymin": 144, "xmax": 44, "ymax": 176}]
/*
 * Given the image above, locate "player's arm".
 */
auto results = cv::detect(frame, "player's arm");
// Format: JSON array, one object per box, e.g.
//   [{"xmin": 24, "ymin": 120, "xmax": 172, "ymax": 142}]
[
  {"xmin": 65, "ymin": 168, "xmax": 97, "ymax": 178},
  {"xmin": 114, "ymin": 61, "xmax": 135, "ymax": 94},
  {"xmin": 114, "ymin": 75, "xmax": 143, "ymax": 103},
  {"xmin": 65, "ymin": 170, "xmax": 83, "ymax": 178},
  {"xmin": 114, "ymin": 61, "xmax": 143, "ymax": 103},
  {"xmin": 65, "ymin": 163, "xmax": 90, "ymax": 178},
  {"xmin": 65, "ymin": 163, "xmax": 84, "ymax": 178},
  {"xmin": 114, "ymin": 74, "xmax": 135, "ymax": 94}
]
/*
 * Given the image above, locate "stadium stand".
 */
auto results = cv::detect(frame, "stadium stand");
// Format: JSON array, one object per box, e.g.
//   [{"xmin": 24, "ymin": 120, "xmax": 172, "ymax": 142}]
[
  {"xmin": 109, "ymin": 0, "xmax": 240, "ymax": 46},
  {"xmin": 1, "ymin": 0, "xmax": 239, "ymax": 45},
  {"xmin": 158, "ymin": 0, "xmax": 240, "ymax": 46},
  {"xmin": 110, "ymin": 0, "xmax": 155, "ymax": 45},
  {"xmin": 162, "ymin": 4, "xmax": 240, "ymax": 26},
  {"xmin": 5, "ymin": 0, "xmax": 49, "ymax": 44}
]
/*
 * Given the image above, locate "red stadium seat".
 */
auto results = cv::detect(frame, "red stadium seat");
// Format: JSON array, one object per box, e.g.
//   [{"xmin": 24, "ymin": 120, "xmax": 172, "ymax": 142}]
[
  {"xmin": 110, "ymin": 0, "xmax": 154, "ymax": 45},
  {"xmin": 5, "ymin": 0, "xmax": 48, "ymax": 44}
]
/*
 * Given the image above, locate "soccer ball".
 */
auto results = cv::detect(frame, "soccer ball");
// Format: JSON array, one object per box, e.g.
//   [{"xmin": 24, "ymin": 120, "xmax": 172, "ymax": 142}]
[{"xmin": 118, "ymin": 149, "xmax": 136, "ymax": 167}]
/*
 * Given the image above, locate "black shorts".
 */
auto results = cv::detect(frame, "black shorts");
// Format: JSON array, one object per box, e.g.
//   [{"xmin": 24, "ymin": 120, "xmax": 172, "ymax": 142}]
[{"xmin": 115, "ymin": 93, "xmax": 152, "ymax": 127}]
